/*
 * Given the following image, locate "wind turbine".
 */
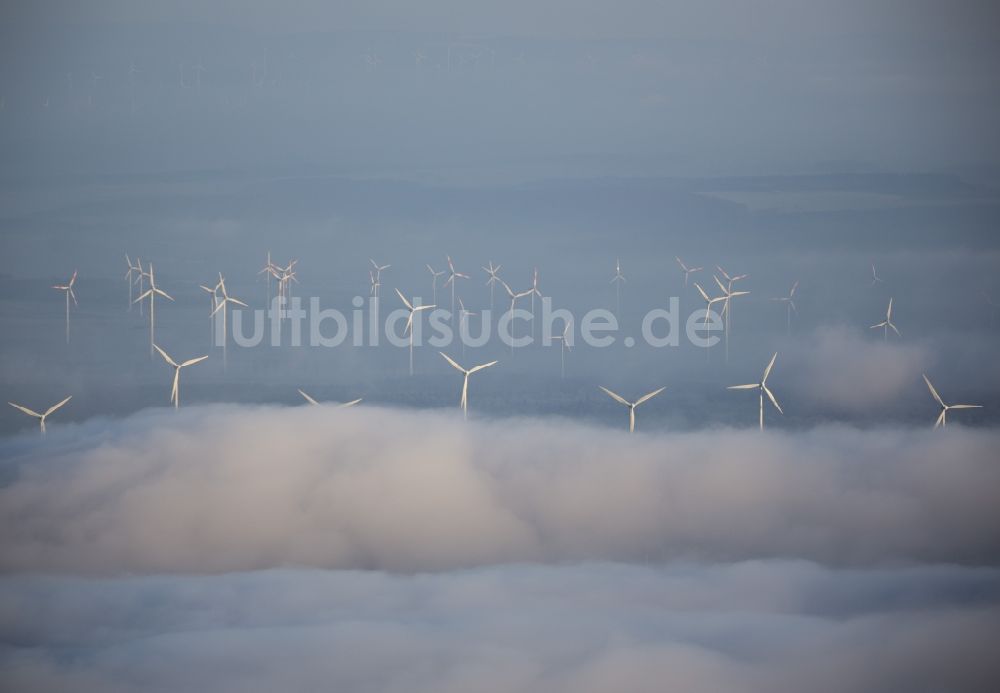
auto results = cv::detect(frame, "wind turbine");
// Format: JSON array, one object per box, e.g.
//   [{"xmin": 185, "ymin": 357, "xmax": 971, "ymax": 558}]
[
  {"xmin": 675, "ymin": 256, "xmax": 702, "ymax": 287},
  {"xmin": 610, "ymin": 258, "xmax": 626, "ymax": 318},
  {"xmin": 482, "ymin": 261, "xmax": 502, "ymax": 313},
  {"xmin": 922, "ymin": 374, "xmax": 982, "ymax": 429},
  {"xmin": 8, "ymin": 396, "xmax": 71, "ymax": 434},
  {"xmin": 52, "ymin": 270, "xmax": 78, "ymax": 344},
  {"xmin": 871, "ymin": 263, "xmax": 884, "ymax": 287},
  {"xmin": 369, "ymin": 259, "xmax": 390, "ymax": 299},
  {"xmin": 258, "ymin": 251, "xmax": 276, "ymax": 309},
  {"xmin": 443, "ymin": 255, "xmax": 469, "ymax": 323},
  {"xmin": 153, "ymin": 344, "xmax": 208, "ymax": 409},
  {"xmin": 134, "ymin": 258, "xmax": 145, "ymax": 316},
  {"xmin": 771, "ymin": 281, "xmax": 799, "ymax": 334},
  {"xmin": 553, "ymin": 322, "xmax": 572, "ymax": 378},
  {"xmin": 693, "ymin": 281, "xmax": 728, "ymax": 360},
  {"xmin": 500, "ymin": 279, "xmax": 533, "ymax": 355},
  {"xmin": 427, "ymin": 264, "xmax": 445, "ymax": 305},
  {"xmin": 457, "ymin": 297, "xmax": 476, "ymax": 358},
  {"xmin": 599, "ymin": 386, "xmax": 665, "ymax": 433},
  {"xmin": 870, "ymin": 297, "xmax": 900, "ymax": 341},
  {"xmin": 134, "ymin": 263, "xmax": 174, "ymax": 358},
  {"xmin": 716, "ymin": 265, "xmax": 749, "ymax": 338},
  {"xmin": 728, "ymin": 352, "xmax": 783, "ymax": 430},
  {"xmin": 395, "ymin": 288, "xmax": 435, "ymax": 375},
  {"xmin": 124, "ymin": 255, "xmax": 140, "ymax": 310},
  {"xmin": 439, "ymin": 352, "xmax": 497, "ymax": 419},
  {"xmin": 298, "ymin": 389, "xmax": 362, "ymax": 408},
  {"xmin": 211, "ymin": 274, "xmax": 248, "ymax": 369},
  {"xmin": 529, "ymin": 267, "xmax": 543, "ymax": 337}
]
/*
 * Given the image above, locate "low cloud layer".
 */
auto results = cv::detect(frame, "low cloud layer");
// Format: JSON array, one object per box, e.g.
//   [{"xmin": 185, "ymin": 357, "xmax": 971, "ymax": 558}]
[
  {"xmin": 1, "ymin": 561, "xmax": 999, "ymax": 693},
  {"xmin": 1, "ymin": 405, "xmax": 998, "ymax": 574}
]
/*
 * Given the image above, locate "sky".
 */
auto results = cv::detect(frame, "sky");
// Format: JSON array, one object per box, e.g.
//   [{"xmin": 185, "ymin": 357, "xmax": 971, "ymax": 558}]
[{"xmin": 2, "ymin": 2, "xmax": 1000, "ymax": 691}]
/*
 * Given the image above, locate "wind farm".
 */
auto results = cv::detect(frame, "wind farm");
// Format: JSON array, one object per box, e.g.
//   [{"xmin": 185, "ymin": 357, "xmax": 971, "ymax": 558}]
[{"xmin": 1, "ymin": 5, "xmax": 998, "ymax": 693}]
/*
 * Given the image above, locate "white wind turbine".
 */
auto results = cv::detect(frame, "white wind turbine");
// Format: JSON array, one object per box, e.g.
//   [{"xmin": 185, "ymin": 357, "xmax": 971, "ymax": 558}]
[
  {"xmin": 133, "ymin": 258, "xmax": 145, "ymax": 316},
  {"xmin": 439, "ymin": 352, "xmax": 497, "ymax": 419},
  {"xmin": 258, "ymin": 251, "xmax": 276, "ymax": 309},
  {"xmin": 298, "ymin": 389, "xmax": 362, "ymax": 408},
  {"xmin": 395, "ymin": 288, "xmax": 436, "ymax": 375},
  {"xmin": 458, "ymin": 297, "xmax": 476, "ymax": 358},
  {"xmin": 599, "ymin": 386, "xmax": 665, "ymax": 433},
  {"xmin": 483, "ymin": 261, "xmax": 502, "ymax": 313},
  {"xmin": 444, "ymin": 255, "xmax": 469, "ymax": 323},
  {"xmin": 125, "ymin": 255, "xmax": 140, "ymax": 310},
  {"xmin": 553, "ymin": 322, "xmax": 572, "ymax": 379},
  {"xmin": 427, "ymin": 264, "xmax": 445, "ymax": 305},
  {"xmin": 728, "ymin": 352, "xmax": 783, "ymax": 430},
  {"xmin": 713, "ymin": 275, "xmax": 751, "ymax": 362},
  {"xmin": 923, "ymin": 374, "xmax": 982, "ymax": 429},
  {"xmin": 610, "ymin": 258, "xmax": 626, "ymax": 318},
  {"xmin": 52, "ymin": 270, "xmax": 78, "ymax": 344},
  {"xmin": 500, "ymin": 279, "xmax": 533, "ymax": 355},
  {"xmin": 693, "ymin": 281, "xmax": 728, "ymax": 360},
  {"xmin": 871, "ymin": 263, "xmax": 884, "ymax": 287},
  {"xmin": 675, "ymin": 256, "xmax": 702, "ymax": 287},
  {"xmin": 716, "ymin": 265, "xmax": 749, "ymax": 337},
  {"xmin": 369, "ymin": 259, "xmax": 390, "ymax": 299},
  {"xmin": 870, "ymin": 297, "xmax": 900, "ymax": 341},
  {"xmin": 134, "ymin": 263, "xmax": 173, "ymax": 358},
  {"xmin": 199, "ymin": 281, "xmax": 218, "ymax": 341},
  {"xmin": 771, "ymin": 281, "xmax": 799, "ymax": 334},
  {"xmin": 153, "ymin": 344, "xmax": 208, "ymax": 409},
  {"xmin": 529, "ymin": 267, "xmax": 543, "ymax": 336},
  {"xmin": 211, "ymin": 274, "xmax": 248, "ymax": 369},
  {"xmin": 8, "ymin": 396, "xmax": 71, "ymax": 434}
]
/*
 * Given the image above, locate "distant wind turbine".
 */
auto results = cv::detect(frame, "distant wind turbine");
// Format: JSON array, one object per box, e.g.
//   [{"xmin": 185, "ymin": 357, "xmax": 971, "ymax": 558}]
[
  {"xmin": 8, "ymin": 396, "xmax": 71, "ymax": 434},
  {"xmin": 529, "ymin": 267, "xmax": 543, "ymax": 337},
  {"xmin": 599, "ymin": 386, "xmax": 665, "ymax": 433},
  {"xmin": 870, "ymin": 297, "xmax": 900, "ymax": 341},
  {"xmin": 713, "ymin": 274, "xmax": 751, "ymax": 362},
  {"xmin": 871, "ymin": 263, "xmax": 884, "ymax": 287},
  {"xmin": 298, "ymin": 389, "xmax": 362, "ymax": 408},
  {"xmin": 154, "ymin": 344, "xmax": 208, "ymax": 409},
  {"xmin": 395, "ymin": 288, "xmax": 435, "ymax": 375},
  {"xmin": 133, "ymin": 263, "xmax": 174, "ymax": 358},
  {"xmin": 482, "ymin": 261, "xmax": 502, "ymax": 313},
  {"xmin": 369, "ymin": 259, "xmax": 390, "ymax": 299},
  {"xmin": 728, "ymin": 352, "xmax": 783, "ymax": 430},
  {"xmin": 125, "ymin": 255, "xmax": 140, "ymax": 310},
  {"xmin": 439, "ymin": 352, "xmax": 497, "ymax": 419},
  {"xmin": 553, "ymin": 322, "xmax": 572, "ymax": 378},
  {"xmin": 443, "ymin": 255, "xmax": 469, "ymax": 323},
  {"xmin": 258, "ymin": 251, "xmax": 276, "ymax": 309},
  {"xmin": 52, "ymin": 270, "xmax": 78, "ymax": 344},
  {"xmin": 771, "ymin": 281, "xmax": 799, "ymax": 334},
  {"xmin": 211, "ymin": 274, "xmax": 248, "ymax": 369},
  {"xmin": 923, "ymin": 374, "xmax": 982, "ymax": 429},
  {"xmin": 427, "ymin": 264, "xmax": 445, "ymax": 305},
  {"xmin": 500, "ymin": 279, "xmax": 533, "ymax": 355},
  {"xmin": 610, "ymin": 258, "xmax": 626, "ymax": 318},
  {"xmin": 458, "ymin": 297, "xmax": 476, "ymax": 358},
  {"xmin": 675, "ymin": 256, "xmax": 702, "ymax": 287}
]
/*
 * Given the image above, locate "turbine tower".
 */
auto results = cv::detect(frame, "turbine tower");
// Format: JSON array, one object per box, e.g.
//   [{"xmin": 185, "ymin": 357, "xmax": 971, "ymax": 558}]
[
  {"xmin": 8, "ymin": 396, "xmax": 71, "ymax": 434},
  {"xmin": 923, "ymin": 374, "xmax": 982, "ymax": 429},
  {"xmin": 713, "ymin": 275, "xmax": 750, "ymax": 362},
  {"xmin": 439, "ymin": 352, "xmax": 497, "ymax": 419},
  {"xmin": 395, "ymin": 288, "xmax": 435, "ymax": 375},
  {"xmin": 598, "ymin": 386, "xmax": 665, "ymax": 433},
  {"xmin": 728, "ymin": 352, "xmax": 783, "ymax": 430},
  {"xmin": 369, "ymin": 259, "xmax": 390, "ymax": 299},
  {"xmin": 52, "ymin": 270, "xmax": 78, "ymax": 344},
  {"xmin": 552, "ymin": 322, "xmax": 572, "ymax": 379},
  {"xmin": 211, "ymin": 274, "xmax": 248, "ymax": 370},
  {"xmin": 154, "ymin": 344, "xmax": 208, "ymax": 409},
  {"xmin": 871, "ymin": 263, "xmax": 884, "ymax": 287}
]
